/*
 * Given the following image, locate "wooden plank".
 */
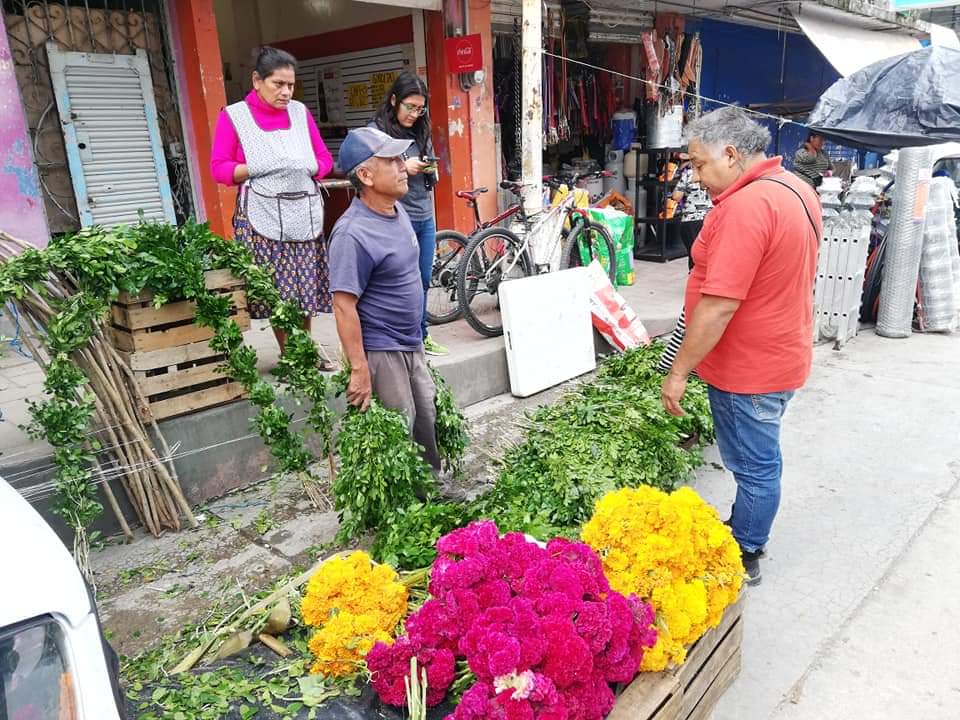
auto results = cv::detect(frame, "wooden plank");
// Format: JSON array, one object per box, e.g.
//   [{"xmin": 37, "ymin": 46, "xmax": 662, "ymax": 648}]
[
  {"xmin": 112, "ymin": 322, "xmax": 212, "ymax": 352},
  {"xmin": 118, "ymin": 340, "xmax": 224, "ymax": 372},
  {"xmin": 136, "ymin": 361, "xmax": 230, "ymax": 396},
  {"xmin": 684, "ymin": 649, "xmax": 742, "ymax": 720},
  {"xmin": 674, "ymin": 595, "xmax": 745, "ymax": 689},
  {"xmin": 609, "ymin": 673, "xmax": 681, "ymax": 720},
  {"xmin": 202, "ymin": 268, "xmax": 244, "ymax": 291},
  {"xmin": 146, "ymin": 381, "xmax": 246, "ymax": 421},
  {"xmin": 113, "ymin": 290, "xmax": 247, "ymax": 330},
  {"xmin": 651, "ymin": 684, "xmax": 683, "ymax": 720},
  {"xmin": 112, "ymin": 310, "xmax": 250, "ymax": 352},
  {"xmin": 115, "ymin": 269, "xmax": 244, "ymax": 305},
  {"xmin": 680, "ymin": 619, "xmax": 743, "ymax": 718}
]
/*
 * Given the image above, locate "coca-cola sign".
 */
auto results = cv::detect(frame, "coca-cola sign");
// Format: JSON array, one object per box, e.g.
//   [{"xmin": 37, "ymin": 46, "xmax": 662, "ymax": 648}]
[{"xmin": 444, "ymin": 34, "xmax": 483, "ymax": 74}]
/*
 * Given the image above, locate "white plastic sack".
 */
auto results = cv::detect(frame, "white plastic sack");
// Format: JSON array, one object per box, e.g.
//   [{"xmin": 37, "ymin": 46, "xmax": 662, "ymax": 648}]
[{"xmin": 584, "ymin": 260, "xmax": 650, "ymax": 351}]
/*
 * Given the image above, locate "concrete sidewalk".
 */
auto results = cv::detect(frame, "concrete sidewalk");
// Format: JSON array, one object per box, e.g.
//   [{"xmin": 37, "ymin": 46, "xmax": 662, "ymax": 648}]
[{"xmin": 691, "ymin": 331, "xmax": 960, "ymax": 720}]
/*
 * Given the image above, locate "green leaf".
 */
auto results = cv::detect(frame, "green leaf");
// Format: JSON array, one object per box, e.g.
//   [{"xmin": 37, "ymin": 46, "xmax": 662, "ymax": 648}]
[{"xmin": 298, "ymin": 675, "xmax": 339, "ymax": 707}]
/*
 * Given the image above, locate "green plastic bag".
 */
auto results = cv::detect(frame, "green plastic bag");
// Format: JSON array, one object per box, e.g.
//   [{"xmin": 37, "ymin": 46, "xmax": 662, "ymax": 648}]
[{"xmin": 585, "ymin": 208, "xmax": 635, "ymax": 287}]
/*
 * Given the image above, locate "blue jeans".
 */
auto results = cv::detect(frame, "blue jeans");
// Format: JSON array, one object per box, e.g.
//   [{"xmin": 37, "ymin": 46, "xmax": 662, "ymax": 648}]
[
  {"xmin": 707, "ymin": 386, "xmax": 794, "ymax": 553},
  {"xmin": 408, "ymin": 217, "xmax": 436, "ymax": 341}
]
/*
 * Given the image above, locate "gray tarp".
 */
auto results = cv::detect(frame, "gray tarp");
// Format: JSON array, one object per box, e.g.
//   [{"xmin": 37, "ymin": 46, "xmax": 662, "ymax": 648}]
[{"xmin": 807, "ymin": 46, "xmax": 960, "ymax": 152}]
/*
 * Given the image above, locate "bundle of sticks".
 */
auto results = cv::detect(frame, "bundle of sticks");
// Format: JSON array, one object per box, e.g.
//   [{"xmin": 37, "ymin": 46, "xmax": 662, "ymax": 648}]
[{"xmin": 0, "ymin": 231, "xmax": 196, "ymax": 542}]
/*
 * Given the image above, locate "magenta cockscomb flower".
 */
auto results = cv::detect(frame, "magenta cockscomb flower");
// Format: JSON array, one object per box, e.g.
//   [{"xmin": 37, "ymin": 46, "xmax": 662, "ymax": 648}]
[{"xmin": 368, "ymin": 520, "xmax": 659, "ymax": 719}]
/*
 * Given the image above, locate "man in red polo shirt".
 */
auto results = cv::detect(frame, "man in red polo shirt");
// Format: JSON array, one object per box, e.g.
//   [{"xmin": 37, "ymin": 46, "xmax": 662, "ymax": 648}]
[{"xmin": 661, "ymin": 107, "xmax": 822, "ymax": 586}]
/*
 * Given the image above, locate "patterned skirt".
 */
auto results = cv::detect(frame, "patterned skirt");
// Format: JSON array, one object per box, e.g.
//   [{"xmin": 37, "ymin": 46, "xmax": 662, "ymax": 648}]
[{"xmin": 233, "ymin": 201, "xmax": 332, "ymax": 319}]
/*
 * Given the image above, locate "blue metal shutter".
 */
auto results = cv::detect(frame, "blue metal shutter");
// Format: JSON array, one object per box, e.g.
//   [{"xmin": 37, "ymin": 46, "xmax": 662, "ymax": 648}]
[{"xmin": 47, "ymin": 44, "xmax": 176, "ymax": 227}]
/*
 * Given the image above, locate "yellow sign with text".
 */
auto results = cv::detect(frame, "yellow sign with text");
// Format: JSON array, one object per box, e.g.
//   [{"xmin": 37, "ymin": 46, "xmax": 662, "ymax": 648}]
[
  {"xmin": 347, "ymin": 82, "xmax": 369, "ymax": 109},
  {"xmin": 370, "ymin": 71, "xmax": 398, "ymax": 107}
]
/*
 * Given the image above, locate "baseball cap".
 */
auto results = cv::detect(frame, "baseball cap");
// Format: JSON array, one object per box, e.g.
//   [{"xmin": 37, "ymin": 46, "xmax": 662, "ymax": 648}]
[{"xmin": 338, "ymin": 127, "xmax": 413, "ymax": 174}]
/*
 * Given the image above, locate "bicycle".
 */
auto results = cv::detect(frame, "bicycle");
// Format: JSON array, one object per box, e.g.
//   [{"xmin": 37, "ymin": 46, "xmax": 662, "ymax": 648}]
[
  {"xmin": 427, "ymin": 182, "xmax": 537, "ymax": 325},
  {"xmin": 426, "ymin": 229, "xmax": 468, "ymax": 325},
  {"xmin": 454, "ymin": 170, "xmax": 618, "ymax": 338}
]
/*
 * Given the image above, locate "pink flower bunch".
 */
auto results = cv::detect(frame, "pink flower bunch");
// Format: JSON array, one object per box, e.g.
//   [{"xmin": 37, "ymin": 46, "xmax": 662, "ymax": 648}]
[
  {"xmin": 367, "ymin": 521, "xmax": 658, "ymax": 718},
  {"xmin": 366, "ymin": 636, "xmax": 456, "ymax": 707}
]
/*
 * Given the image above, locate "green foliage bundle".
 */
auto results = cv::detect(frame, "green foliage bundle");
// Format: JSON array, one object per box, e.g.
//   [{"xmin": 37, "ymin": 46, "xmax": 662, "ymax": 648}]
[
  {"xmin": 332, "ymin": 400, "xmax": 435, "ymax": 544},
  {"xmin": 371, "ymin": 500, "xmax": 473, "ymax": 570},
  {"xmin": 372, "ymin": 344, "xmax": 715, "ymax": 564},
  {"xmin": 429, "ymin": 365, "xmax": 469, "ymax": 476},
  {"xmin": 0, "ymin": 221, "xmax": 337, "ymax": 572},
  {"xmin": 473, "ymin": 345, "xmax": 714, "ymax": 536}
]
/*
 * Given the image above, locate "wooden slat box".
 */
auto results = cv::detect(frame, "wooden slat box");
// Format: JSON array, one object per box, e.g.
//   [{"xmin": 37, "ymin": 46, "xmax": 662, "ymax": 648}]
[
  {"xmin": 111, "ymin": 269, "xmax": 250, "ymax": 421},
  {"xmin": 609, "ymin": 596, "xmax": 744, "ymax": 720}
]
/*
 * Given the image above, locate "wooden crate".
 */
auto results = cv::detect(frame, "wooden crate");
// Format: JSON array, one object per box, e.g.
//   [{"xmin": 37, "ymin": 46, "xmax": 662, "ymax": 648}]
[
  {"xmin": 112, "ymin": 269, "xmax": 251, "ymax": 422},
  {"xmin": 609, "ymin": 596, "xmax": 744, "ymax": 720}
]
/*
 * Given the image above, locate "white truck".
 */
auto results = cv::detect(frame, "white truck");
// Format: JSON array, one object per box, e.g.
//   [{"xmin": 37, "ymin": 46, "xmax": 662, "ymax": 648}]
[{"xmin": 0, "ymin": 477, "xmax": 124, "ymax": 720}]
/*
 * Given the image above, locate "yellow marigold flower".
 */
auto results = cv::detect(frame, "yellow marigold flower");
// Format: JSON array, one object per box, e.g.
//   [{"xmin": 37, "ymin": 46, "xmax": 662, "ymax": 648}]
[
  {"xmin": 308, "ymin": 611, "xmax": 394, "ymax": 678},
  {"xmin": 583, "ymin": 486, "xmax": 744, "ymax": 672},
  {"xmin": 301, "ymin": 551, "xmax": 408, "ymax": 632}
]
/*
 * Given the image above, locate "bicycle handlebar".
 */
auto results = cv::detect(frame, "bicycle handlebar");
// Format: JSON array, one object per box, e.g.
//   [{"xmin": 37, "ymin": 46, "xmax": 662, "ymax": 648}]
[
  {"xmin": 491, "ymin": 170, "xmax": 614, "ymax": 198},
  {"xmin": 543, "ymin": 169, "xmax": 614, "ymax": 188}
]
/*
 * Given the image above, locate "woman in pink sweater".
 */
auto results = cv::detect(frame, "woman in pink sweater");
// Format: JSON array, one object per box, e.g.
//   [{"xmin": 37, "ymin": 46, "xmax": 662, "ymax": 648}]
[{"xmin": 211, "ymin": 46, "xmax": 335, "ymax": 362}]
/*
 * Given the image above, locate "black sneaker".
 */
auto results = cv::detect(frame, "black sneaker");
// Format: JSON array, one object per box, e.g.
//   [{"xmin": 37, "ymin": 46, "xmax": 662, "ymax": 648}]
[{"xmin": 741, "ymin": 549, "xmax": 763, "ymax": 586}]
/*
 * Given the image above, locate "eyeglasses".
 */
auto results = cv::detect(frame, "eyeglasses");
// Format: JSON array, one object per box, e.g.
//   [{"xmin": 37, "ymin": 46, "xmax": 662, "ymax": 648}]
[{"xmin": 400, "ymin": 101, "xmax": 427, "ymax": 116}]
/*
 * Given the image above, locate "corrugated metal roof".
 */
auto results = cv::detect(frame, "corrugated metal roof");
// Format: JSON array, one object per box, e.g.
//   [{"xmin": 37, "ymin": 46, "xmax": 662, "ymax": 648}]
[
  {"xmin": 492, "ymin": 0, "xmax": 654, "ymax": 41},
  {"xmin": 493, "ymin": 0, "xmax": 932, "ymax": 37}
]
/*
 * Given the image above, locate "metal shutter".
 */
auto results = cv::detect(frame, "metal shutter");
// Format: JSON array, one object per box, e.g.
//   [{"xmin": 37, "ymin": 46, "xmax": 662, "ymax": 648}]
[
  {"xmin": 47, "ymin": 44, "xmax": 176, "ymax": 227},
  {"xmin": 297, "ymin": 43, "xmax": 416, "ymax": 158},
  {"xmin": 491, "ymin": 0, "xmax": 652, "ymax": 42}
]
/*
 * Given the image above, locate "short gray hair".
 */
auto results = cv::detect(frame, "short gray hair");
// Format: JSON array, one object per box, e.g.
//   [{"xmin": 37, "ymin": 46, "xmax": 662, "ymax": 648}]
[
  {"xmin": 684, "ymin": 107, "xmax": 771, "ymax": 157},
  {"xmin": 347, "ymin": 165, "xmax": 366, "ymax": 194}
]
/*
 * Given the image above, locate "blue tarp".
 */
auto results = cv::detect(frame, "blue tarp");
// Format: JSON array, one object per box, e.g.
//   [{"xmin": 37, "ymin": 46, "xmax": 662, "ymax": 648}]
[{"xmin": 807, "ymin": 46, "xmax": 960, "ymax": 152}]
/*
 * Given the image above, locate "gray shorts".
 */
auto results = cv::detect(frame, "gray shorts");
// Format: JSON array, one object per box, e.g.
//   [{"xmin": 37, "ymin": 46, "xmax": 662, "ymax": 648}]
[{"xmin": 367, "ymin": 349, "xmax": 441, "ymax": 472}]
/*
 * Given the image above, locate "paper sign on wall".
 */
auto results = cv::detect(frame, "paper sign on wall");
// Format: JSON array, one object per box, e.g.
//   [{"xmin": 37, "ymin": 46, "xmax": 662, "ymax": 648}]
[
  {"xmin": 370, "ymin": 71, "xmax": 398, "ymax": 107},
  {"xmin": 316, "ymin": 67, "xmax": 344, "ymax": 124},
  {"xmin": 347, "ymin": 82, "xmax": 369, "ymax": 109}
]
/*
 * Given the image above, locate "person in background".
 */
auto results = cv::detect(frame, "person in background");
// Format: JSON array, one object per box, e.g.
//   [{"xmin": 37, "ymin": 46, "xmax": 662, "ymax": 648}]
[
  {"xmin": 210, "ymin": 46, "xmax": 337, "ymax": 368},
  {"xmin": 370, "ymin": 72, "xmax": 448, "ymax": 357},
  {"xmin": 793, "ymin": 132, "xmax": 833, "ymax": 188},
  {"xmin": 328, "ymin": 127, "xmax": 442, "ymax": 472},
  {"xmin": 657, "ymin": 159, "xmax": 713, "ymax": 374},
  {"xmin": 660, "ymin": 107, "xmax": 822, "ymax": 586},
  {"xmin": 672, "ymin": 158, "xmax": 714, "ymax": 270}
]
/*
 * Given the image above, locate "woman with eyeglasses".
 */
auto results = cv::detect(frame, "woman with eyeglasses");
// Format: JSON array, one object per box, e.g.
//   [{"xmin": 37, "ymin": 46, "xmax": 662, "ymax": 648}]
[{"xmin": 369, "ymin": 72, "xmax": 447, "ymax": 356}]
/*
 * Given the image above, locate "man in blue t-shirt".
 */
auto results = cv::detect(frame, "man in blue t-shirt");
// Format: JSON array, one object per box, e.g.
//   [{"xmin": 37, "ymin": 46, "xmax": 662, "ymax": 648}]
[{"xmin": 328, "ymin": 127, "xmax": 441, "ymax": 472}]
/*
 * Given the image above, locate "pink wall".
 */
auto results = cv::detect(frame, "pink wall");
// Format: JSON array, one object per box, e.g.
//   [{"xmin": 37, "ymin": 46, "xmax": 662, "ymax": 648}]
[{"xmin": 0, "ymin": 12, "xmax": 49, "ymax": 247}]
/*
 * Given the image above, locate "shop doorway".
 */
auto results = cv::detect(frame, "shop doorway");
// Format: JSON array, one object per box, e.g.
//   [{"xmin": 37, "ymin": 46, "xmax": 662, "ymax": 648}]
[{"xmin": 213, "ymin": 0, "xmax": 429, "ymax": 164}]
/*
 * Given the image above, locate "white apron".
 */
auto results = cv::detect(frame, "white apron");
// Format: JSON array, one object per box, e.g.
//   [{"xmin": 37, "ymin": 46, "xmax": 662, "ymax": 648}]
[{"xmin": 226, "ymin": 99, "xmax": 324, "ymax": 242}]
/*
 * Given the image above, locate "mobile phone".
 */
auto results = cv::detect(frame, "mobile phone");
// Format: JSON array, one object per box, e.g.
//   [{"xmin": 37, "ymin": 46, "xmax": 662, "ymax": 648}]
[{"xmin": 421, "ymin": 155, "xmax": 439, "ymax": 191}]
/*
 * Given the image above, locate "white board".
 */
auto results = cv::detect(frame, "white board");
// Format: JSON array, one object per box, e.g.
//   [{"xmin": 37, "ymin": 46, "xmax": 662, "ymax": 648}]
[
  {"xmin": 297, "ymin": 44, "xmax": 416, "ymax": 158},
  {"xmin": 500, "ymin": 268, "xmax": 596, "ymax": 398}
]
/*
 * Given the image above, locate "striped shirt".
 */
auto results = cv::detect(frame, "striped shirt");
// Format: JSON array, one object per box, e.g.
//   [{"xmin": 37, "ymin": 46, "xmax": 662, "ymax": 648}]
[
  {"xmin": 792, "ymin": 148, "xmax": 832, "ymax": 188},
  {"xmin": 675, "ymin": 166, "xmax": 713, "ymax": 222}
]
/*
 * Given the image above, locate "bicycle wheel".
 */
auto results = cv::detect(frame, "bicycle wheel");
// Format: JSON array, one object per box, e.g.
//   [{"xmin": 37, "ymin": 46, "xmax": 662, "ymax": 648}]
[
  {"xmin": 427, "ymin": 230, "xmax": 467, "ymax": 325},
  {"xmin": 560, "ymin": 217, "xmax": 618, "ymax": 284},
  {"xmin": 456, "ymin": 226, "xmax": 533, "ymax": 337}
]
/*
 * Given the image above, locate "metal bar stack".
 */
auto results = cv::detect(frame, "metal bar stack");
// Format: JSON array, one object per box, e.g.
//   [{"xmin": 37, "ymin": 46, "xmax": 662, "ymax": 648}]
[{"xmin": 813, "ymin": 176, "xmax": 881, "ymax": 347}]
